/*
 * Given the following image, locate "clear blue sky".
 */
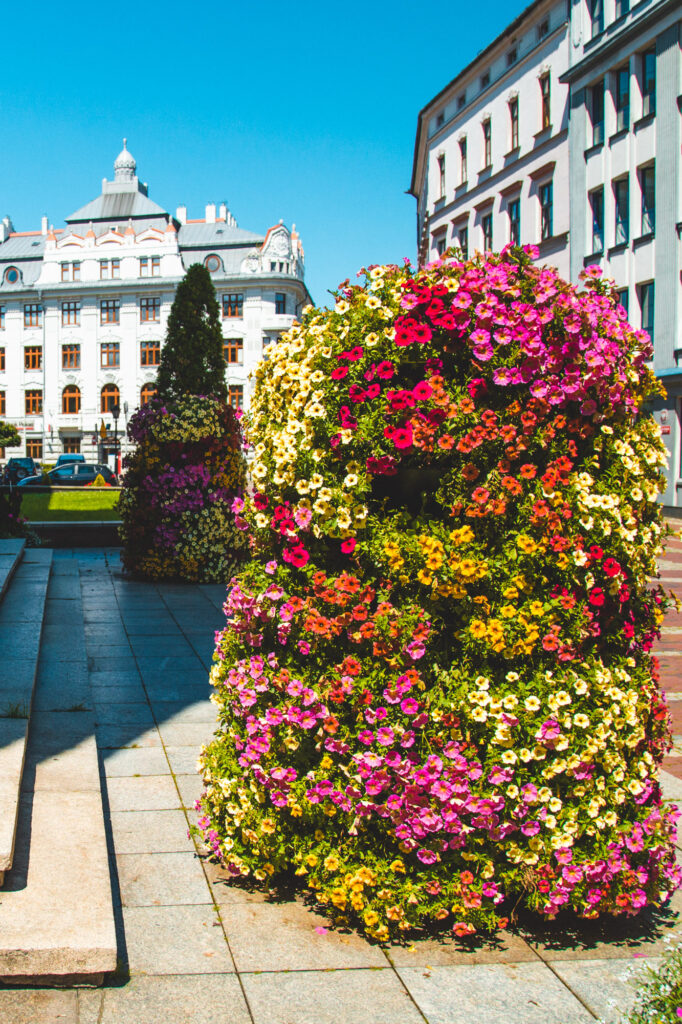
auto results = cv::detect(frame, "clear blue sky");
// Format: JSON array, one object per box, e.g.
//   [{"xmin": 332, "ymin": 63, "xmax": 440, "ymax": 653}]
[{"xmin": 0, "ymin": 0, "xmax": 524, "ymax": 305}]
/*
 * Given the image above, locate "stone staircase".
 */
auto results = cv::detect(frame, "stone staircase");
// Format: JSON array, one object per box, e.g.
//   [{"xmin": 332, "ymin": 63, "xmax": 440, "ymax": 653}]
[{"xmin": 0, "ymin": 541, "xmax": 116, "ymax": 985}]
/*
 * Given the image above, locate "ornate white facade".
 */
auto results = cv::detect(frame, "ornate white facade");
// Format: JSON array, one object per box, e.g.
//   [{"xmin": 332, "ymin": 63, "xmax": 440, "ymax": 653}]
[{"xmin": 0, "ymin": 143, "xmax": 311, "ymax": 462}]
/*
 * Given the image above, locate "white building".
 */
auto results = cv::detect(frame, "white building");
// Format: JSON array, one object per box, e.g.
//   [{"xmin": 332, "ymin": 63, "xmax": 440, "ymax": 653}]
[
  {"xmin": 409, "ymin": 0, "xmax": 570, "ymax": 279},
  {"xmin": 0, "ymin": 142, "xmax": 311, "ymax": 463}
]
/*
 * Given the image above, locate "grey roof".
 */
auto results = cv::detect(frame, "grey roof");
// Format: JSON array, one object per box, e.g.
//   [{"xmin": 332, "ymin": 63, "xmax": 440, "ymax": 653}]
[
  {"xmin": 180, "ymin": 248, "xmax": 255, "ymax": 274},
  {"xmin": 178, "ymin": 222, "xmax": 263, "ymax": 247},
  {"xmin": 67, "ymin": 191, "xmax": 169, "ymax": 223},
  {"xmin": 0, "ymin": 234, "xmax": 47, "ymax": 258}
]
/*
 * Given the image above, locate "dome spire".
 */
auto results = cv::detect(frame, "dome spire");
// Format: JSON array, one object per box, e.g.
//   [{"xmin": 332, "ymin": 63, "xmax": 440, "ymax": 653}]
[{"xmin": 114, "ymin": 139, "xmax": 136, "ymax": 182}]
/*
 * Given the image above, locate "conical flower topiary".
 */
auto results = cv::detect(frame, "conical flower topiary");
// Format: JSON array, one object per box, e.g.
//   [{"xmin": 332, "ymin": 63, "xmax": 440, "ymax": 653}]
[
  {"xmin": 119, "ymin": 264, "xmax": 246, "ymax": 581},
  {"xmin": 196, "ymin": 248, "xmax": 680, "ymax": 941}
]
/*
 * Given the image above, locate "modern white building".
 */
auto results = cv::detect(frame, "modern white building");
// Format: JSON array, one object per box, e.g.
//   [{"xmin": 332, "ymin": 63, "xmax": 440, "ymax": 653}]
[
  {"xmin": 0, "ymin": 142, "xmax": 311, "ymax": 463},
  {"xmin": 562, "ymin": 0, "xmax": 682, "ymax": 506},
  {"xmin": 410, "ymin": 0, "xmax": 571, "ymax": 278}
]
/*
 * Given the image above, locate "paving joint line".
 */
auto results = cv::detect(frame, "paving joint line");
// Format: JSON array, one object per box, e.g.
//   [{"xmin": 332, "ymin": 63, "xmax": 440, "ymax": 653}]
[{"xmin": 524, "ymin": 939, "xmax": 599, "ymax": 1020}]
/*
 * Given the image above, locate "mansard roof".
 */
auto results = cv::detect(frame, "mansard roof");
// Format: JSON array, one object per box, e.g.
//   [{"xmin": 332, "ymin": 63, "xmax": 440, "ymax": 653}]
[
  {"xmin": 66, "ymin": 190, "xmax": 169, "ymax": 224},
  {"xmin": 177, "ymin": 222, "xmax": 264, "ymax": 248}
]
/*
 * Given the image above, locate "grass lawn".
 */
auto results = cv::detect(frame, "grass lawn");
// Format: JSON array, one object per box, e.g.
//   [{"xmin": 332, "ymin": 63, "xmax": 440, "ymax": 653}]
[{"xmin": 19, "ymin": 489, "xmax": 121, "ymax": 522}]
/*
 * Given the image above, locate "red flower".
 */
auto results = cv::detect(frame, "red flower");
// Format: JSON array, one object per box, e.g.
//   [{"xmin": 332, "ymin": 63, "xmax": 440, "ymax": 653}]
[
  {"xmin": 341, "ymin": 538, "xmax": 357, "ymax": 554},
  {"xmin": 472, "ymin": 487, "xmax": 490, "ymax": 505},
  {"xmin": 331, "ymin": 366, "xmax": 349, "ymax": 380},
  {"xmin": 375, "ymin": 360, "xmax": 395, "ymax": 380},
  {"xmin": 283, "ymin": 544, "xmax": 310, "ymax": 568},
  {"xmin": 589, "ymin": 545, "xmax": 604, "ymax": 561},
  {"xmin": 253, "ymin": 492, "xmax": 269, "ymax": 510},
  {"xmin": 392, "ymin": 426, "xmax": 413, "ymax": 450},
  {"xmin": 602, "ymin": 558, "xmax": 621, "ymax": 577},
  {"xmin": 588, "ymin": 587, "xmax": 605, "ymax": 607}
]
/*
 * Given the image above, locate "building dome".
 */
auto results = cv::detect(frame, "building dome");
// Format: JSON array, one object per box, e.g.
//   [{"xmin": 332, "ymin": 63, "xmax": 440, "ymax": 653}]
[{"xmin": 114, "ymin": 139, "xmax": 136, "ymax": 181}]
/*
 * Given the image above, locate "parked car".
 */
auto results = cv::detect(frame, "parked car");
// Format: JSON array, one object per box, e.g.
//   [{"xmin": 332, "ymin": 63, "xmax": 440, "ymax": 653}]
[
  {"xmin": 55, "ymin": 453, "xmax": 86, "ymax": 467},
  {"xmin": 18, "ymin": 463, "xmax": 119, "ymax": 487},
  {"xmin": 3, "ymin": 457, "xmax": 38, "ymax": 484}
]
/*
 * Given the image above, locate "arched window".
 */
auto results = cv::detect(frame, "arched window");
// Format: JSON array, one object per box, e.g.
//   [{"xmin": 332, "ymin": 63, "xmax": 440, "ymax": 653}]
[
  {"xmin": 101, "ymin": 383, "xmax": 120, "ymax": 412},
  {"xmin": 62, "ymin": 384, "xmax": 81, "ymax": 414},
  {"xmin": 140, "ymin": 383, "xmax": 158, "ymax": 405},
  {"xmin": 4, "ymin": 266, "xmax": 20, "ymax": 285}
]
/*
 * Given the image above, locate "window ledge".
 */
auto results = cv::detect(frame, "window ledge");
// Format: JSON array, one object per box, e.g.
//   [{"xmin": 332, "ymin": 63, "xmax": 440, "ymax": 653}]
[
  {"xmin": 454, "ymin": 181, "xmax": 468, "ymax": 196},
  {"xmin": 633, "ymin": 231, "xmax": 655, "ymax": 249},
  {"xmin": 537, "ymin": 231, "xmax": 569, "ymax": 256},
  {"xmin": 478, "ymin": 165, "xmax": 493, "ymax": 179},
  {"xmin": 433, "ymin": 197, "xmax": 446, "ymax": 211},
  {"xmin": 504, "ymin": 146, "xmax": 521, "ymax": 159},
  {"xmin": 633, "ymin": 112, "xmax": 655, "ymax": 131},
  {"xmin": 533, "ymin": 126, "xmax": 552, "ymax": 143},
  {"xmin": 583, "ymin": 251, "xmax": 604, "ymax": 265},
  {"xmin": 584, "ymin": 142, "xmax": 604, "ymax": 159},
  {"xmin": 608, "ymin": 241, "xmax": 629, "ymax": 256},
  {"xmin": 609, "ymin": 127, "xmax": 629, "ymax": 144}
]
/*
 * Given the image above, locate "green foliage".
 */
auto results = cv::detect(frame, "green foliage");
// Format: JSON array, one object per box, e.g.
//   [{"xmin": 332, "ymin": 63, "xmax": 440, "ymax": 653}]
[
  {"xmin": 156, "ymin": 263, "xmax": 227, "ymax": 404},
  {"xmin": 0, "ymin": 422, "xmax": 20, "ymax": 449},
  {"xmin": 616, "ymin": 938, "xmax": 682, "ymax": 1023}
]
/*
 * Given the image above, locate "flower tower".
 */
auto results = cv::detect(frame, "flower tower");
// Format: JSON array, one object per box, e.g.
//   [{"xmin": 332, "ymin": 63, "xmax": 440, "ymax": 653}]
[{"xmin": 196, "ymin": 247, "xmax": 679, "ymax": 940}]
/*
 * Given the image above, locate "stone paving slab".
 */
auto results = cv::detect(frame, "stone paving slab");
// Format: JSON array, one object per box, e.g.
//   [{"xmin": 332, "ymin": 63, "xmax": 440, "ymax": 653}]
[
  {"xmin": 242, "ymin": 968, "xmax": 426, "ymax": 1024},
  {"xmin": 121, "ymin": 904, "xmax": 235, "ymax": 975},
  {"xmin": 116, "ymin": 851, "xmax": 212, "ymax": 907},
  {"xmin": 109, "ymin": 809, "xmax": 196, "ymax": 854},
  {"xmin": 95, "ymin": 974, "xmax": 251, "ymax": 1024},
  {"xmin": 0, "ymin": 987, "xmax": 77, "ymax": 1024},
  {"xmin": 106, "ymin": 774, "xmax": 181, "ymax": 812},
  {"xmin": 102, "ymin": 746, "xmax": 170, "ymax": 777},
  {"xmin": 551, "ymin": 957, "xmax": 659, "ymax": 1024}
]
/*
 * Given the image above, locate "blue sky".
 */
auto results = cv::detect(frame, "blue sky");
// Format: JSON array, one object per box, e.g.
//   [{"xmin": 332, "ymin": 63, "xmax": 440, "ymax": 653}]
[{"xmin": 1, "ymin": 0, "xmax": 523, "ymax": 305}]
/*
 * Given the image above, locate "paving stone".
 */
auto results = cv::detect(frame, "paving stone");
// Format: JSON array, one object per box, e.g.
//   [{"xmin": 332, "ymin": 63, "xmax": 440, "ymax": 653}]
[
  {"xmin": 243, "ymin": 968, "xmax": 424, "ymax": 1024},
  {"xmin": 88, "ymin": 655, "xmax": 138, "ymax": 674},
  {"xmin": 39, "ymin": 642, "xmax": 87, "ymax": 663},
  {"xmin": 136, "ymin": 655, "xmax": 207, "ymax": 682},
  {"xmin": 551, "ymin": 957, "xmax": 660, "ymax": 1023},
  {"xmin": 386, "ymin": 929, "xmax": 537, "ymax": 966},
  {"xmin": 151, "ymin": 700, "xmax": 218, "ymax": 724},
  {"xmin": 124, "ymin": 619, "xmax": 179, "ymax": 636},
  {"xmin": 88, "ymin": 670, "xmax": 142, "ymax": 688},
  {"xmin": 0, "ymin": 987, "xmax": 78, "ymax": 1023},
  {"xmin": 96, "ymin": 725, "xmax": 162, "ymax": 749},
  {"xmin": 77, "ymin": 989, "xmax": 103, "ymax": 1024},
  {"xmin": 102, "ymin": 746, "xmax": 169, "ymax": 777},
  {"xmin": 174, "ymin": 773, "xmax": 203, "ymax": 810},
  {"xmin": 165, "ymin": 745, "xmax": 204, "ymax": 776},
  {"xmin": 98, "ymin": 974, "xmax": 250, "ymax": 1024},
  {"xmin": 116, "ymin": 851, "xmax": 211, "ymax": 906},
  {"xmin": 109, "ymin": 809, "xmax": 195, "ymax": 854},
  {"xmin": 222, "ymin": 899, "xmax": 389, "ymax": 972},
  {"xmin": 91, "ymin": 682, "xmax": 147, "ymax": 705},
  {"xmin": 396, "ymin": 963, "xmax": 594, "ymax": 1024},
  {"xmin": 33, "ymin": 673, "xmax": 92, "ymax": 712},
  {"xmin": 94, "ymin": 702, "xmax": 155, "ymax": 728},
  {"xmin": 128, "ymin": 636, "xmax": 196, "ymax": 659},
  {"xmin": 106, "ymin": 774, "xmax": 181, "ymax": 812},
  {"xmin": 24, "ymin": 716, "xmax": 101, "ymax": 793},
  {"xmin": 203, "ymin": 858, "xmax": 270, "ymax": 904},
  {"xmin": 122, "ymin": 904, "xmax": 235, "ymax": 975},
  {"xmin": 156, "ymin": 722, "xmax": 216, "ymax": 747},
  {"xmin": 144, "ymin": 682, "xmax": 212, "ymax": 703}
]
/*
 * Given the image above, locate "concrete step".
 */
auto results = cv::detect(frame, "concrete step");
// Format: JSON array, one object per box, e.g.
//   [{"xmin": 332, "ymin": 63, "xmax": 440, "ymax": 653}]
[
  {"xmin": 0, "ymin": 539, "xmax": 26, "ymax": 605},
  {"xmin": 0, "ymin": 556, "xmax": 117, "ymax": 984},
  {"xmin": 0, "ymin": 547, "xmax": 52, "ymax": 883}
]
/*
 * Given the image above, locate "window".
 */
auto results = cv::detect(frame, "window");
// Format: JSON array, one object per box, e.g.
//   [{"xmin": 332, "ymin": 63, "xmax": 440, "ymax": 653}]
[
  {"xmin": 640, "ymin": 165, "xmax": 655, "ymax": 235},
  {"xmin": 540, "ymin": 74, "xmax": 551, "ymax": 130},
  {"xmin": 0, "ymin": 348, "xmax": 4, "ymax": 371},
  {"xmin": 62, "ymin": 437, "xmax": 81, "ymax": 454},
  {"xmin": 24, "ymin": 303, "xmax": 42, "ymax": 328},
  {"xmin": 458, "ymin": 226, "xmax": 469, "ymax": 259},
  {"xmin": 507, "ymin": 48, "xmax": 517, "ymax": 67},
  {"xmin": 100, "ymin": 299, "xmax": 120, "ymax": 324},
  {"xmin": 459, "ymin": 138, "xmax": 468, "ymax": 183},
  {"xmin": 0, "ymin": 306, "xmax": 5, "ymax": 329},
  {"xmin": 62, "ymin": 344, "xmax": 80, "ymax": 369},
  {"xmin": 228, "ymin": 384, "xmax": 244, "ymax": 410},
  {"xmin": 615, "ymin": 0, "xmax": 629, "ymax": 18},
  {"xmin": 223, "ymin": 293, "xmax": 243, "ymax": 318},
  {"xmin": 590, "ymin": 80, "xmax": 605, "ymax": 146},
  {"xmin": 140, "ymin": 340, "xmax": 160, "ymax": 366},
  {"xmin": 540, "ymin": 182, "xmax": 553, "ymax": 240},
  {"xmin": 482, "ymin": 119, "xmax": 492, "ymax": 168},
  {"xmin": 480, "ymin": 71, "xmax": 489, "ymax": 89},
  {"xmin": 62, "ymin": 301, "xmax": 80, "ymax": 326},
  {"xmin": 24, "ymin": 346, "xmax": 42, "ymax": 370},
  {"xmin": 436, "ymin": 112, "xmax": 444, "ymax": 128},
  {"xmin": 538, "ymin": 18, "xmax": 549, "ymax": 38},
  {"xmin": 457, "ymin": 92, "xmax": 466, "ymax": 110},
  {"xmin": 508, "ymin": 199, "xmax": 520, "ymax": 245},
  {"xmin": 4, "ymin": 267, "xmax": 19, "ymax": 285},
  {"xmin": 638, "ymin": 282, "xmax": 654, "ymax": 337},
  {"xmin": 140, "ymin": 297, "xmax": 161, "ymax": 322},
  {"xmin": 62, "ymin": 385, "xmax": 81, "ymax": 414},
  {"xmin": 101, "ymin": 383, "xmax": 120, "ymax": 413},
  {"xmin": 589, "ymin": 188, "xmax": 604, "ymax": 253},
  {"xmin": 139, "ymin": 255, "xmax": 161, "ymax": 277},
  {"xmin": 100, "ymin": 342, "xmax": 120, "ymax": 368},
  {"xmin": 26, "ymin": 438, "xmax": 42, "ymax": 460},
  {"xmin": 25, "ymin": 389, "xmax": 42, "ymax": 414},
  {"xmin": 437, "ymin": 155, "xmax": 446, "ymax": 198},
  {"xmin": 224, "ymin": 338, "xmax": 244, "ymax": 364},
  {"xmin": 100, "ymin": 259, "xmax": 120, "ymax": 280},
  {"xmin": 509, "ymin": 97, "xmax": 519, "ymax": 149},
  {"xmin": 61, "ymin": 262, "xmax": 69, "ymax": 282},
  {"xmin": 60, "ymin": 262, "xmax": 79, "ymax": 282},
  {"xmin": 275, "ymin": 292, "xmax": 287, "ymax": 315},
  {"xmin": 482, "ymin": 213, "xmax": 493, "ymax": 251},
  {"xmin": 435, "ymin": 235, "xmax": 446, "ymax": 257},
  {"xmin": 589, "ymin": 0, "xmax": 603, "ymax": 37},
  {"xmin": 642, "ymin": 50, "xmax": 656, "ymax": 116},
  {"xmin": 614, "ymin": 177, "xmax": 629, "ymax": 245},
  {"xmin": 140, "ymin": 383, "xmax": 158, "ymax": 405},
  {"xmin": 617, "ymin": 288, "xmax": 629, "ymax": 316},
  {"xmin": 0, "ymin": 391, "xmax": 4, "ymax": 415},
  {"xmin": 615, "ymin": 66, "xmax": 630, "ymax": 132},
  {"xmin": 205, "ymin": 254, "xmax": 222, "ymax": 273}
]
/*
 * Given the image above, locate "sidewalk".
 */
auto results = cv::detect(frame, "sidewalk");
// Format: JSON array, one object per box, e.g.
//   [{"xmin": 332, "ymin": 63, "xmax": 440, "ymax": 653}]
[{"xmin": 1, "ymin": 546, "xmax": 680, "ymax": 1024}]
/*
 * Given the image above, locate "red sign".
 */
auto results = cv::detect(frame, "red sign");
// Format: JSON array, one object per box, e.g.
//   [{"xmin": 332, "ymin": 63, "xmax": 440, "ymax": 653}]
[{"xmin": 661, "ymin": 426, "xmax": 671, "ymax": 435}]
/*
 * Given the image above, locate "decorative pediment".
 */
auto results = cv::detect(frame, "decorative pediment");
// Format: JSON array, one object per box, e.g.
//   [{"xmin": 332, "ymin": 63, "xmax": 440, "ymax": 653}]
[
  {"xmin": 261, "ymin": 225, "xmax": 292, "ymax": 259},
  {"xmin": 96, "ymin": 232, "xmax": 125, "ymax": 247}
]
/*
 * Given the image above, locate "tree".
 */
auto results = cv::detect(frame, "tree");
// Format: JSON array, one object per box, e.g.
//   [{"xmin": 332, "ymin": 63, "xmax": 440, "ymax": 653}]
[
  {"xmin": 156, "ymin": 263, "xmax": 227, "ymax": 404},
  {"xmin": 0, "ymin": 422, "xmax": 20, "ymax": 449}
]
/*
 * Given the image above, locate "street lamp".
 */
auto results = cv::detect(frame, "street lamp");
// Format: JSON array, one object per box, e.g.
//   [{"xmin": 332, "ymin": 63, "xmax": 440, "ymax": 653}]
[{"xmin": 111, "ymin": 403, "xmax": 120, "ymax": 475}]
